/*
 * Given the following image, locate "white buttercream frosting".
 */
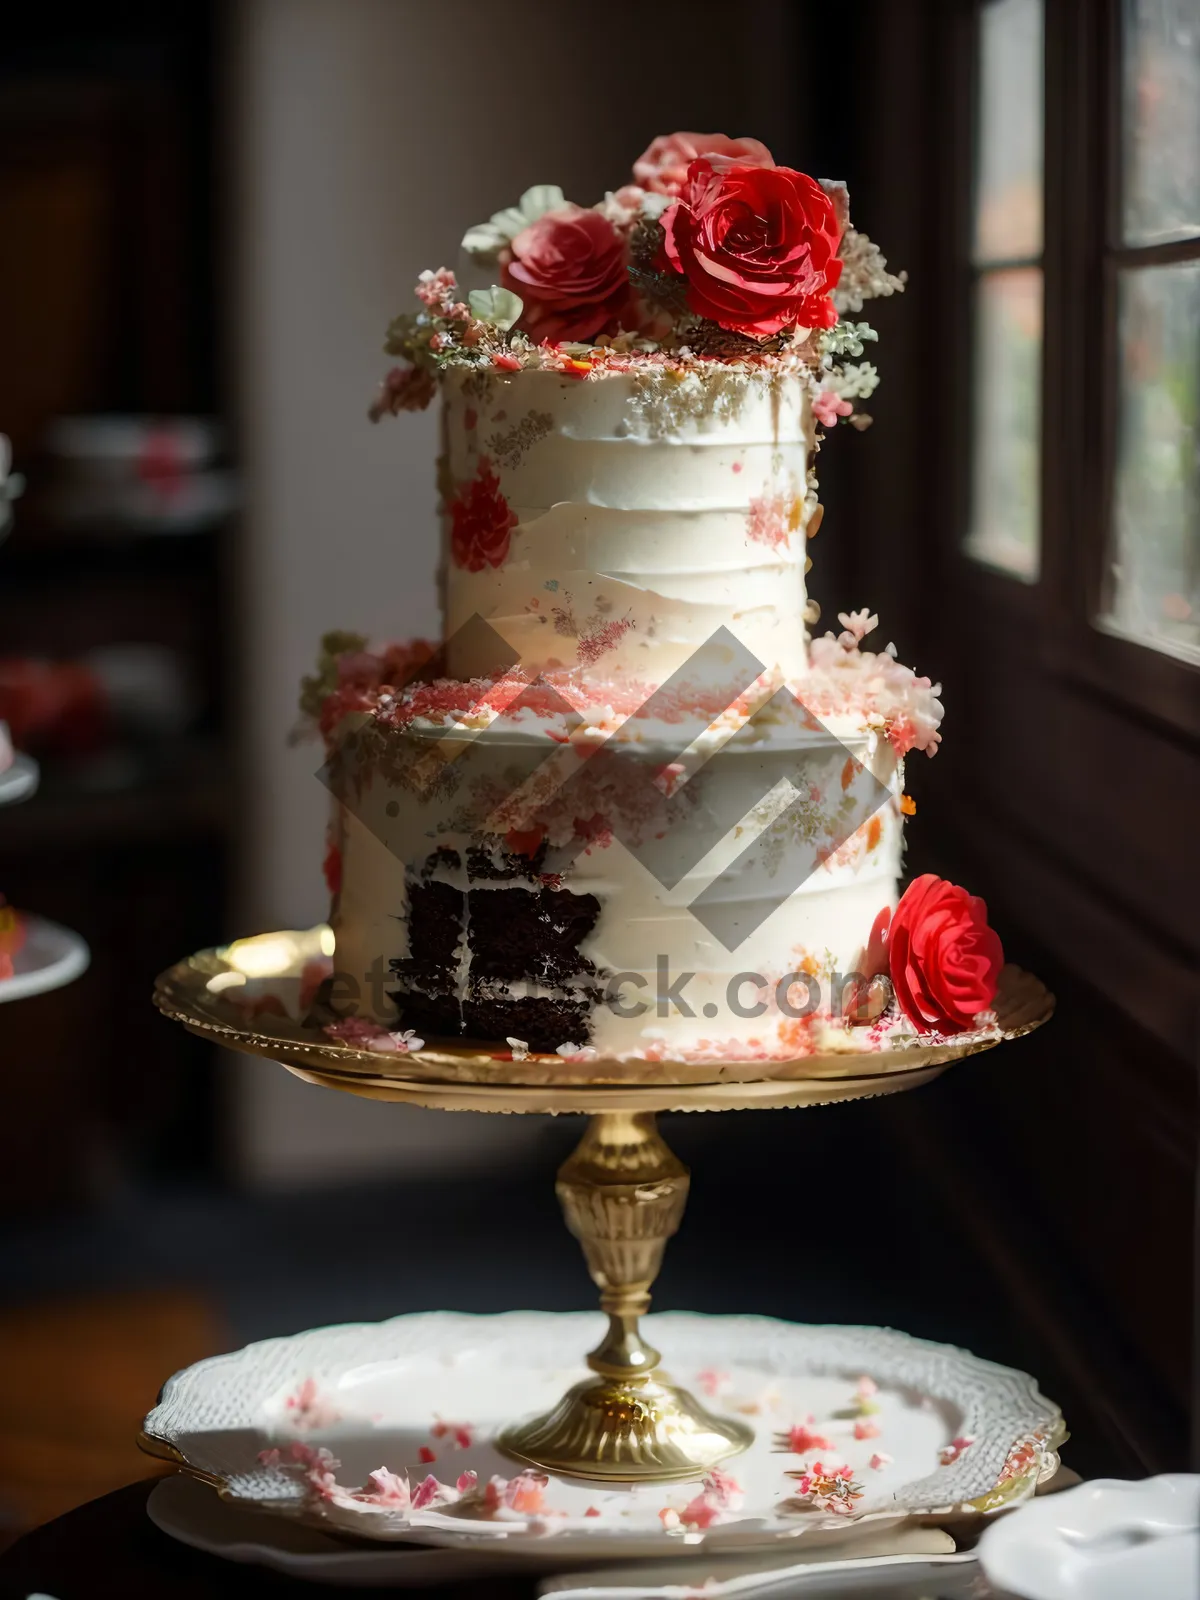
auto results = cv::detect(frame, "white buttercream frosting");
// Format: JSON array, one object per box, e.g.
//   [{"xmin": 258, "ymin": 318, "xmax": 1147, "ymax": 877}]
[{"xmin": 440, "ymin": 368, "xmax": 815, "ymax": 685}]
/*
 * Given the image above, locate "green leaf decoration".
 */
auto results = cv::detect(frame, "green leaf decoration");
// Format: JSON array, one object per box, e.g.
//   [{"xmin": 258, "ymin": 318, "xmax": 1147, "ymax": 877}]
[
  {"xmin": 518, "ymin": 184, "xmax": 565, "ymax": 222},
  {"xmin": 298, "ymin": 630, "xmax": 368, "ymax": 722},
  {"xmin": 461, "ymin": 185, "xmax": 566, "ymax": 262},
  {"xmin": 468, "ymin": 286, "xmax": 524, "ymax": 331},
  {"xmin": 461, "ymin": 220, "xmax": 509, "ymax": 262}
]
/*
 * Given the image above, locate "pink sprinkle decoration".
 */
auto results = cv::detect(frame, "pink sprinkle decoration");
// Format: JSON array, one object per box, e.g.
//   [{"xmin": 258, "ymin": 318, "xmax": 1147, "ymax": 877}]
[
  {"xmin": 704, "ymin": 1468, "xmax": 744, "ymax": 1507},
  {"xmin": 282, "ymin": 1376, "xmax": 342, "ymax": 1430},
  {"xmin": 418, "ymin": 1446, "xmax": 436, "ymax": 1463},
  {"xmin": 357, "ymin": 1468, "xmax": 411, "ymax": 1507},
  {"xmin": 505, "ymin": 1470, "xmax": 549, "ymax": 1513},
  {"xmin": 745, "ymin": 489, "xmax": 795, "ymax": 551},
  {"xmin": 869, "ymin": 1452, "xmax": 893, "ymax": 1471},
  {"xmin": 584, "ymin": 1506, "xmax": 601, "ymax": 1517},
  {"xmin": 264, "ymin": 1441, "xmax": 342, "ymax": 1500},
  {"xmin": 854, "ymin": 1419, "xmax": 881, "ymax": 1441},
  {"xmin": 410, "ymin": 1473, "xmax": 445, "ymax": 1509},
  {"xmin": 787, "ymin": 1457, "xmax": 863, "ymax": 1517},
  {"xmin": 679, "ymin": 1491, "xmax": 722, "ymax": 1529},
  {"xmin": 782, "ymin": 1421, "xmax": 834, "ymax": 1454},
  {"xmin": 675, "ymin": 1467, "xmax": 745, "ymax": 1530},
  {"xmin": 431, "ymin": 1416, "xmax": 476, "ymax": 1449},
  {"xmin": 481, "ymin": 1470, "xmax": 550, "ymax": 1516},
  {"xmin": 940, "ymin": 1434, "xmax": 976, "ymax": 1466},
  {"xmin": 576, "ymin": 615, "xmax": 633, "ymax": 667},
  {"xmin": 695, "ymin": 1369, "xmax": 732, "ymax": 1399},
  {"xmin": 455, "ymin": 1470, "xmax": 478, "ymax": 1494}
]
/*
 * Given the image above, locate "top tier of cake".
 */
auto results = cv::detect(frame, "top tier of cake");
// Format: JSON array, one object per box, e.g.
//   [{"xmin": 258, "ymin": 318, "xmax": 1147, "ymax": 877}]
[{"xmin": 440, "ymin": 367, "xmax": 816, "ymax": 686}]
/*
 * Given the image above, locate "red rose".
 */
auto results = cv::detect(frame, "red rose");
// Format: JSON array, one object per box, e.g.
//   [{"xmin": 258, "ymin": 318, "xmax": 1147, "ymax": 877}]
[
  {"xmin": 881, "ymin": 875, "xmax": 1004, "ymax": 1034},
  {"xmin": 661, "ymin": 158, "xmax": 843, "ymax": 338},
  {"xmin": 632, "ymin": 131, "xmax": 774, "ymax": 197},
  {"xmin": 502, "ymin": 205, "xmax": 631, "ymax": 343},
  {"xmin": 449, "ymin": 456, "xmax": 517, "ymax": 572}
]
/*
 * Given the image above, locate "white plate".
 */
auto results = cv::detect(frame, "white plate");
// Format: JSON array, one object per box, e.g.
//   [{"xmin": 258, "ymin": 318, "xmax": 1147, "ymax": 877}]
[
  {"xmin": 0, "ymin": 914, "xmax": 90, "ymax": 1004},
  {"xmin": 147, "ymin": 1472, "xmax": 975, "ymax": 1594},
  {"xmin": 978, "ymin": 1473, "xmax": 1200, "ymax": 1600},
  {"xmin": 0, "ymin": 753, "xmax": 38, "ymax": 807},
  {"xmin": 143, "ymin": 1311, "xmax": 1062, "ymax": 1558},
  {"xmin": 147, "ymin": 1474, "xmax": 499, "ymax": 1587},
  {"xmin": 541, "ymin": 1545, "xmax": 978, "ymax": 1600}
]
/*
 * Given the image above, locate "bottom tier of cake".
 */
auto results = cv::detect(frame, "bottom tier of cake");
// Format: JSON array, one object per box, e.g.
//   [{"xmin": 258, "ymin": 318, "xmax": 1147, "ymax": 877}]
[{"xmin": 327, "ymin": 719, "xmax": 905, "ymax": 1061}]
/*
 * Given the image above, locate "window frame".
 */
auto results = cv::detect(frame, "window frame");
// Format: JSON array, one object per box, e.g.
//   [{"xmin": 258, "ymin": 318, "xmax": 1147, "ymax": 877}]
[
  {"xmin": 958, "ymin": 0, "xmax": 1200, "ymax": 741},
  {"xmin": 964, "ymin": 0, "xmax": 1046, "ymax": 584}
]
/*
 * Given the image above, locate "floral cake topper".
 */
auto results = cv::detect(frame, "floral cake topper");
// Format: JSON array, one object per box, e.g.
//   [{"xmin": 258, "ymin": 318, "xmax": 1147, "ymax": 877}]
[{"xmin": 373, "ymin": 132, "xmax": 904, "ymax": 427}]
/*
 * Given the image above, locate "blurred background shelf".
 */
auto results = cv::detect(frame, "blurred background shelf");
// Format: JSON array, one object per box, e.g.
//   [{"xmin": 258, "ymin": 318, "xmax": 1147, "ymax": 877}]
[
  {"xmin": 0, "ymin": 511, "xmax": 230, "ymax": 580},
  {"xmin": 0, "ymin": 0, "xmax": 235, "ymax": 1243},
  {"xmin": 0, "ymin": 754, "xmax": 39, "ymax": 808},
  {"xmin": 0, "ymin": 914, "xmax": 90, "ymax": 1005},
  {"xmin": 0, "ymin": 739, "xmax": 232, "ymax": 851}
]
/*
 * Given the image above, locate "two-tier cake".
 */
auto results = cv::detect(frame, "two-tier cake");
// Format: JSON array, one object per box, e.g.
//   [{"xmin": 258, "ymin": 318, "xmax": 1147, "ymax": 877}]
[{"xmin": 300, "ymin": 132, "xmax": 1003, "ymax": 1066}]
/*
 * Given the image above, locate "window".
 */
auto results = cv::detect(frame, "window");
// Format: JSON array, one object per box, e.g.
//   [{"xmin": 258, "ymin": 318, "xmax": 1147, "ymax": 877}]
[
  {"xmin": 965, "ymin": 0, "xmax": 1200, "ymax": 675},
  {"xmin": 1105, "ymin": 0, "xmax": 1200, "ymax": 661},
  {"xmin": 965, "ymin": 0, "xmax": 1044, "ymax": 581},
  {"xmin": 848, "ymin": 0, "xmax": 1200, "ymax": 1054}
]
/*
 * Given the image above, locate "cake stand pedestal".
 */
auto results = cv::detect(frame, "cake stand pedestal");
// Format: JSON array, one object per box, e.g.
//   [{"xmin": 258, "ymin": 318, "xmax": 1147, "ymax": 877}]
[
  {"xmin": 497, "ymin": 1108, "xmax": 753, "ymax": 1480},
  {"xmin": 154, "ymin": 928, "xmax": 1053, "ymax": 1485}
]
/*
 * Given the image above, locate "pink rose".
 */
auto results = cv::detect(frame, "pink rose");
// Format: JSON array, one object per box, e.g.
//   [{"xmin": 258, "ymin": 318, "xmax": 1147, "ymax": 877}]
[
  {"xmin": 502, "ymin": 205, "xmax": 631, "ymax": 343},
  {"xmin": 633, "ymin": 131, "xmax": 775, "ymax": 196}
]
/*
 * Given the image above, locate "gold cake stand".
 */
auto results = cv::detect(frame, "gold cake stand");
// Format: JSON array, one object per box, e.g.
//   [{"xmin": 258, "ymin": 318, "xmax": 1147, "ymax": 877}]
[{"xmin": 154, "ymin": 928, "xmax": 1053, "ymax": 1485}]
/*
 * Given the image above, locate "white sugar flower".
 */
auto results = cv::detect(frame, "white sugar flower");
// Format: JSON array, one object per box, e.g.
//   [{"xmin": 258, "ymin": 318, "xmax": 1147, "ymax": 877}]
[
  {"xmin": 389, "ymin": 1028, "xmax": 424, "ymax": 1052},
  {"xmin": 833, "ymin": 229, "xmax": 907, "ymax": 315},
  {"xmin": 837, "ymin": 609, "xmax": 879, "ymax": 645}
]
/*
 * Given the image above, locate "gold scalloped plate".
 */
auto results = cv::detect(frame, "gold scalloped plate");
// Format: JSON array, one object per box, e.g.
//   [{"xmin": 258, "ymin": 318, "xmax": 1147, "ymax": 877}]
[{"xmin": 153, "ymin": 927, "xmax": 1052, "ymax": 1114}]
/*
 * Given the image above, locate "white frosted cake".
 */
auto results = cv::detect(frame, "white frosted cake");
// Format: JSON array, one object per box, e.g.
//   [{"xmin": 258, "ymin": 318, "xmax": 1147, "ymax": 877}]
[{"xmin": 303, "ymin": 133, "xmax": 1003, "ymax": 1065}]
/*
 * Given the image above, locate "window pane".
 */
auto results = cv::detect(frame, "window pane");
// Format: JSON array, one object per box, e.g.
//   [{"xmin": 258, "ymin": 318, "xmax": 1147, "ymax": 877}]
[
  {"xmin": 1108, "ymin": 263, "xmax": 1200, "ymax": 658},
  {"xmin": 974, "ymin": 0, "xmax": 1044, "ymax": 263},
  {"xmin": 966, "ymin": 268, "xmax": 1043, "ymax": 580},
  {"xmin": 1123, "ymin": 0, "xmax": 1200, "ymax": 246}
]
